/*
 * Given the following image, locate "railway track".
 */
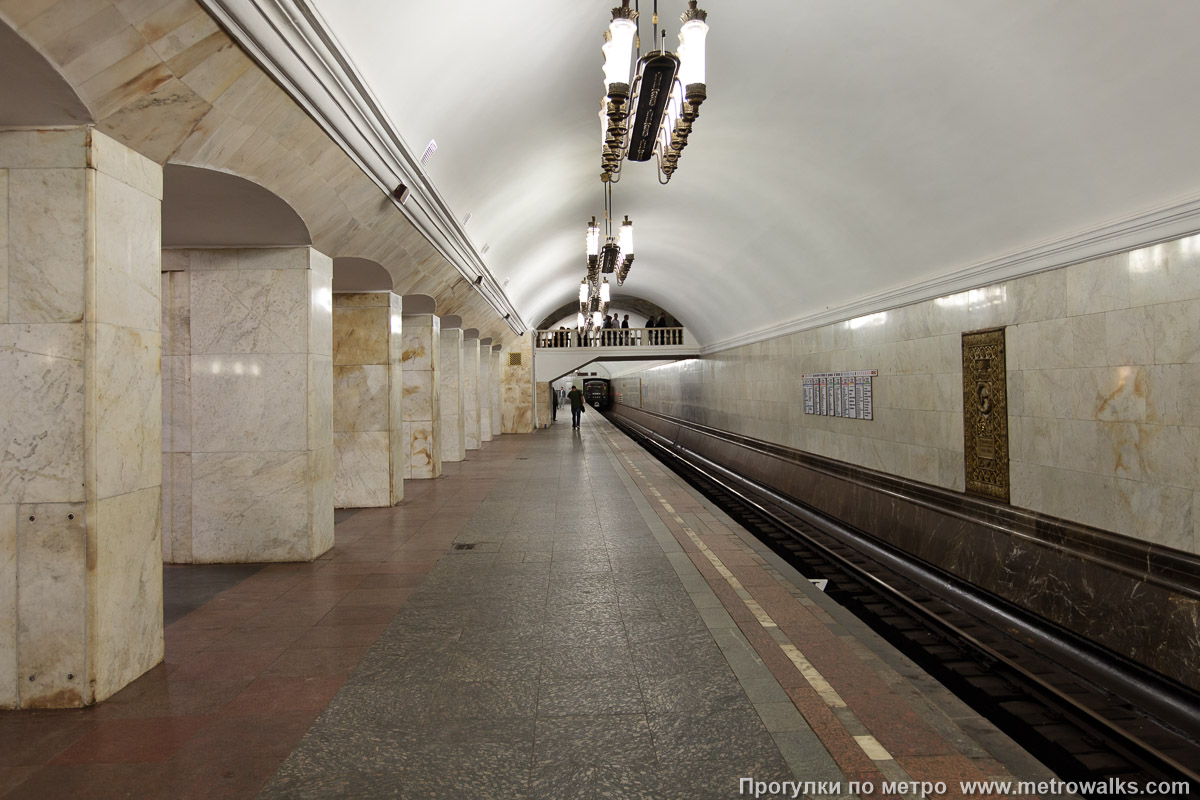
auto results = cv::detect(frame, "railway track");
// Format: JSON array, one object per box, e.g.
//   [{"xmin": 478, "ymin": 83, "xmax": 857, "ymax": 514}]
[{"xmin": 608, "ymin": 413, "xmax": 1200, "ymax": 795}]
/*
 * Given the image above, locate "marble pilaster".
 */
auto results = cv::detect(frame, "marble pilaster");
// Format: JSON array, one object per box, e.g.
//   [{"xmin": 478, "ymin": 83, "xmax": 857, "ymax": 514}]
[
  {"xmin": 479, "ymin": 338, "xmax": 493, "ymax": 443},
  {"xmin": 535, "ymin": 380, "xmax": 552, "ymax": 429},
  {"xmin": 0, "ymin": 128, "xmax": 163, "ymax": 707},
  {"xmin": 401, "ymin": 313, "xmax": 442, "ymax": 478},
  {"xmin": 463, "ymin": 336, "xmax": 481, "ymax": 450},
  {"xmin": 491, "ymin": 347, "xmax": 503, "ymax": 436},
  {"xmin": 333, "ymin": 292, "xmax": 403, "ymax": 507},
  {"xmin": 501, "ymin": 334, "xmax": 535, "ymax": 433},
  {"xmin": 161, "ymin": 247, "xmax": 333, "ymax": 564},
  {"xmin": 440, "ymin": 328, "xmax": 466, "ymax": 462}
]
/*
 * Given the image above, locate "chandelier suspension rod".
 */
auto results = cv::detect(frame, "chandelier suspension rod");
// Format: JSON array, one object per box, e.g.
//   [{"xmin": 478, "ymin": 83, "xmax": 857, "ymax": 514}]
[{"xmin": 652, "ymin": 0, "xmax": 658, "ymax": 50}]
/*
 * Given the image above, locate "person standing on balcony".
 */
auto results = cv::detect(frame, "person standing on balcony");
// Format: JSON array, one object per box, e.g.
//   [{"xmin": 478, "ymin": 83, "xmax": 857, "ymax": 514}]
[
  {"xmin": 657, "ymin": 313, "xmax": 669, "ymax": 344},
  {"xmin": 645, "ymin": 314, "xmax": 655, "ymax": 345},
  {"xmin": 621, "ymin": 314, "xmax": 630, "ymax": 345}
]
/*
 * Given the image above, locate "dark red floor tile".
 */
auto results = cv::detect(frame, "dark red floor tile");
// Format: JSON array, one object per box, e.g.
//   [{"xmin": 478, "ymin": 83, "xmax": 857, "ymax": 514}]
[
  {"xmin": 3, "ymin": 763, "xmax": 172, "ymax": 800},
  {"xmin": 167, "ymin": 650, "xmax": 283, "ymax": 681},
  {"xmin": 289, "ymin": 623, "xmax": 388, "ymax": 649},
  {"xmin": 88, "ymin": 677, "xmax": 251, "ymax": 720},
  {"xmin": 173, "ymin": 710, "xmax": 317, "ymax": 763},
  {"xmin": 50, "ymin": 716, "xmax": 210, "ymax": 764},
  {"xmin": 158, "ymin": 753, "xmax": 280, "ymax": 800},
  {"xmin": 222, "ymin": 677, "xmax": 345, "ymax": 715},
  {"xmin": 0, "ymin": 719, "xmax": 93, "ymax": 766},
  {"xmin": 315, "ymin": 605, "xmax": 399, "ymax": 625},
  {"xmin": 205, "ymin": 626, "xmax": 310, "ymax": 653},
  {"xmin": 0, "ymin": 766, "xmax": 37, "ymax": 796}
]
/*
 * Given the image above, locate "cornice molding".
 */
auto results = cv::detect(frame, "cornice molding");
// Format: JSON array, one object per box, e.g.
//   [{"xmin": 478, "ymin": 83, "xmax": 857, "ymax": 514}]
[
  {"xmin": 701, "ymin": 193, "xmax": 1200, "ymax": 355},
  {"xmin": 197, "ymin": 0, "xmax": 526, "ymax": 333}
]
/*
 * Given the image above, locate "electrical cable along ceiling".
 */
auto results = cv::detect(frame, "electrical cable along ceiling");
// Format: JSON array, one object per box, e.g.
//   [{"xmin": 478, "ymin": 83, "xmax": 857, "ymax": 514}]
[{"xmin": 309, "ymin": 0, "xmax": 1200, "ymax": 348}]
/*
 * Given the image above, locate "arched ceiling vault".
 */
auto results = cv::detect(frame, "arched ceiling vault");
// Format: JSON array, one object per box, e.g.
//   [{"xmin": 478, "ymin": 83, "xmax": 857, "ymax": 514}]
[{"xmin": 310, "ymin": 0, "xmax": 1200, "ymax": 348}]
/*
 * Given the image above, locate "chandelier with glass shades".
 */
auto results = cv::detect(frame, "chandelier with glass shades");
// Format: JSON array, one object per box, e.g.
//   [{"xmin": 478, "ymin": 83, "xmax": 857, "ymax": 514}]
[
  {"xmin": 600, "ymin": 0, "xmax": 709, "ymax": 184},
  {"xmin": 577, "ymin": 185, "xmax": 635, "ymax": 329}
]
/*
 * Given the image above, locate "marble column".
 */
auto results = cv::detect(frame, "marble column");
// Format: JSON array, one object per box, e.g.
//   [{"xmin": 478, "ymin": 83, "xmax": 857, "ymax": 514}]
[
  {"xmin": 332, "ymin": 293, "xmax": 403, "ymax": 508},
  {"xmin": 479, "ymin": 338, "xmax": 494, "ymax": 443},
  {"xmin": 440, "ymin": 327, "xmax": 466, "ymax": 463},
  {"xmin": 490, "ymin": 346, "xmax": 503, "ymax": 436},
  {"xmin": 1, "ymin": 128, "xmax": 163, "ymax": 708},
  {"xmin": 401, "ymin": 313, "xmax": 442, "ymax": 478},
  {"xmin": 463, "ymin": 335, "xmax": 481, "ymax": 451},
  {"xmin": 161, "ymin": 247, "xmax": 334, "ymax": 564},
  {"xmin": 536, "ymin": 381, "xmax": 552, "ymax": 428},
  {"xmin": 502, "ymin": 333, "xmax": 536, "ymax": 434}
]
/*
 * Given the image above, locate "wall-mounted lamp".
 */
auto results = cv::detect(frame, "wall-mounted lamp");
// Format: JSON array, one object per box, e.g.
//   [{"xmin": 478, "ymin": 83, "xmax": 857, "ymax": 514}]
[
  {"xmin": 474, "ymin": 275, "xmax": 484, "ymax": 285},
  {"xmin": 391, "ymin": 182, "xmax": 410, "ymax": 204}
]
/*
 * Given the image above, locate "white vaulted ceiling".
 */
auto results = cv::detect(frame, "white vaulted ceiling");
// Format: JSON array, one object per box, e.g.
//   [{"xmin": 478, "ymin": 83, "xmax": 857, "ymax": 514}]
[{"xmin": 309, "ymin": 0, "xmax": 1200, "ymax": 348}]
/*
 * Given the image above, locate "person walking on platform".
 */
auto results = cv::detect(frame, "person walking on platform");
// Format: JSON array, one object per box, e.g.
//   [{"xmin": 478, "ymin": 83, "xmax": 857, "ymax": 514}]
[{"xmin": 567, "ymin": 385, "xmax": 585, "ymax": 429}]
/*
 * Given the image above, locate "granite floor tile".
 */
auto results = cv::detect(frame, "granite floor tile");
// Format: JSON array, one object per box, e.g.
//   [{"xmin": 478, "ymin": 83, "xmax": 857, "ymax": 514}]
[{"xmin": 533, "ymin": 715, "xmax": 657, "ymax": 767}]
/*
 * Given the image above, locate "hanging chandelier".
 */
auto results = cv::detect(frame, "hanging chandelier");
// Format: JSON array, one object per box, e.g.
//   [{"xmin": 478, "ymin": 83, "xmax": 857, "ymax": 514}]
[
  {"xmin": 601, "ymin": 0, "xmax": 709, "ymax": 184},
  {"xmin": 577, "ymin": 184, "xmax": 634, "ymax": 329}
]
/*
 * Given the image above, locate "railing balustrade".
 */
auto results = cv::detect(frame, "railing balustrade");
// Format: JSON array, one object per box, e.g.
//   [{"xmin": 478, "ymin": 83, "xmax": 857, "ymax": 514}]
[{"xmin": 535, "ymin": 327, "xmax": 685, "ymax": 348}]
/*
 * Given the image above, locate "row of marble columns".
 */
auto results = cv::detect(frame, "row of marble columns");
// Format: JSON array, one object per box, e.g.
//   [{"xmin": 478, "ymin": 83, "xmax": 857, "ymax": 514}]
[{"xmin": 0, "ymin": 128, "xmax": 533, "ymax": 709}]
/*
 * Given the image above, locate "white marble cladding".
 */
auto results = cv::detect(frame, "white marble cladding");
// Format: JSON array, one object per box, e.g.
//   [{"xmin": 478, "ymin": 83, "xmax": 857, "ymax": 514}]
[
  {"xmin": 627, "ymin": 233, "xmax": 1200, "ymax": 554},
  {"xmin": 479, "ymin": 344, "xmax": 493, "ymax": 442},
  {"xmin": 402, "ymin": 313, "xmax": 442, "ymax": 479},
  {"xmin": 161, "ymin": 247, "xmax": 333, "ymax": 565},
  {"xmin": 462, "ymin": 338, "xmax": 481, "ymax": 450},
  {"xmin": 0, "ymin": 129, "xmax": 163, "ymax": 707},
  {"xmin": 333, "ymin": 292, "xmax": 403, "ymax": 507},
  {"xmin": 440, "ymin": 328, "xmax": 466, "ymax": 462},
  {"xmin": 501, "ymin": 335, "xmax": 535, "ymax": 434},
  {"xmin": 491, "ymin": 349, "xmax": 503, "ymax": 436}
]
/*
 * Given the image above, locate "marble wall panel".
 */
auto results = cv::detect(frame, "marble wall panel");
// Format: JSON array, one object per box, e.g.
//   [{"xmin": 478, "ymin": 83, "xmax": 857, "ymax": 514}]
[
  {"xmin": 333, "ymin": 305, "xmax": 388, "ymax": 366},
  {"xmin": 491, "ymin": 351, "xmax": 502, "ymax": 435},
  {"xmin": 17, "ymin": 502, "xmax": 87, "ymax": 707},
  {"xmin": 191, "ymin": 451, "xmax": 310, "ymax": 562},
  {"xmin": 6, "ymin": 167, "xmax": 87, "ymax": 324},
  {"xmin": 90, "ymin": 486, "xmax": 163, "ymax": 701},
  {"xmin": 190, "ymin": 269, "xmax": 309, "ymax": 355},
  {"xmin": 334, "ymin": 431, "xmax": 390, "ymax": 507},
  {"xmin": 309, "ymin": 268, "xmax": 333, "ymax": 358},
  {"xmin": 334, "ymin": 365, "xmax": 390, "ymax": 432},
  {"xmin": 162, "ymin": 453, "xmax": 191, "ymax": 564},
  {"xmin": 501, "ymin": 335, "xmax": 534, "ymax": 434},
  {"xmin": 440, "ymin": 328, "xmax": 465, "ymax": 463},
  {"xmin": 479, "ymin": 350, "xmax": 493, "ymax": 442},
  {"xmin": 623, "ymin": 232, "xmax": 1200, "ymax": 553},
  {"xmin": 535, "ymin": 381, "xmax": 551, "ymax": 429},
  {"xmin": 94, "ymin": 170, "xmax": 160, "ymax": 332},
  {"xmin": 0, "ymin": 170, "xmax": 7, "ymax": 325},
  {"xmin": 0, "ymin": 324, "xmax": 85, "ymax": 504},
  {"xmin": 0, "ymin": 505, "xmax": 14, "ymax": 708},
  {"xmin": 309, "ymin": 355, "xmax": 333, "ymax": 452},
  {"xmin": 462, "ymin": 339, "xmax": 480, "ymax": 450},
  {"xmin": 190, "ymin": 353, "xmax": 307, "ymax": 452},
  {"xmin": 308, "ymin": 445, "xmax": 334, "ymax": 556},
  {"xmin": 91, "ymin": 323, "xmax": 161, "ymax": 499},
  {"xmin": 401, "ymin": 314, "xmax": 441, "ymax": 479}
]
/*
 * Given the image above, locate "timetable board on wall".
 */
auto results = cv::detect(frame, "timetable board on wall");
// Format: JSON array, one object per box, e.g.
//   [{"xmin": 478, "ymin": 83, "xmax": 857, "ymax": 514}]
[{"xmin": 802, "ymin": 370, "xmax": 877, "ymax": 420}]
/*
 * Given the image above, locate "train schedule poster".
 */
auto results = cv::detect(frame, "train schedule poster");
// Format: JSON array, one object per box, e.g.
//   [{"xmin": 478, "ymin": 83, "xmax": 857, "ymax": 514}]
[{"xmin": 801, "ymin": 370, "xmax": 877, "ymax": 420}]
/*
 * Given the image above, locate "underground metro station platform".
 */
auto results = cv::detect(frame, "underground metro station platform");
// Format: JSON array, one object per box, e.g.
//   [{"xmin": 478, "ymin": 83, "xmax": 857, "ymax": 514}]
[{"xmin": 0, "ymin": 413, "xmax": 1074, "ymax": 799}]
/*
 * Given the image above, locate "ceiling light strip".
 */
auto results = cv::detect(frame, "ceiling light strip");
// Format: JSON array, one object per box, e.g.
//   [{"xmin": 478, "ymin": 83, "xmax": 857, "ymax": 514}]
[{"xmin": 196, "ymin": 0, "xmax": 526, "ymax": 335}]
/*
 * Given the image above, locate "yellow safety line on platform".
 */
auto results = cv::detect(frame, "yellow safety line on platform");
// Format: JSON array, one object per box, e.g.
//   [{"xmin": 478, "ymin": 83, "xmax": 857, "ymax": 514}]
[{"xmin": 611, "ymin": 440, "xmax": 897, "ymax": 765}]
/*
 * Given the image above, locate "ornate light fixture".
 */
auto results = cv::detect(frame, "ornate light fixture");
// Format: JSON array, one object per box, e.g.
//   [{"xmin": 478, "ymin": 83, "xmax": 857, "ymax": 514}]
[
  {"xmin": 601, "ymin": 0, "xmax": 709, "ymax": 184},
  {"xmin": 577, "ymin": 185, "xmax": 634, "ymax": 330}
]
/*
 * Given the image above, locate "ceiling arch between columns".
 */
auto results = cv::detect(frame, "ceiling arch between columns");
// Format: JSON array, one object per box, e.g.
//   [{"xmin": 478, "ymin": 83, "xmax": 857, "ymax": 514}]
[{"xmin": 0, "ymin": 0, "xmax": 518, "ymax": 349}]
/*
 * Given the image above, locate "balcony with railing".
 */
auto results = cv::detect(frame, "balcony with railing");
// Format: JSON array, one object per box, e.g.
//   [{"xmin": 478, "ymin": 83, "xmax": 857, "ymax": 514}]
[
  {"xmin": 535, "ymin": 327, "xmax": 687, "ymax": 349},
  {"xmin": 532, "ymin": 326, "xmax": 697, "ymax": 382}
]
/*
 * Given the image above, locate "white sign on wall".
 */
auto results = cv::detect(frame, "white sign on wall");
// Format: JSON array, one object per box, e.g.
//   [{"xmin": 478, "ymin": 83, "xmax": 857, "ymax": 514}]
[{"xmin": 801, "ymin": 370, "xmax": 877, "ymax": 420}]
